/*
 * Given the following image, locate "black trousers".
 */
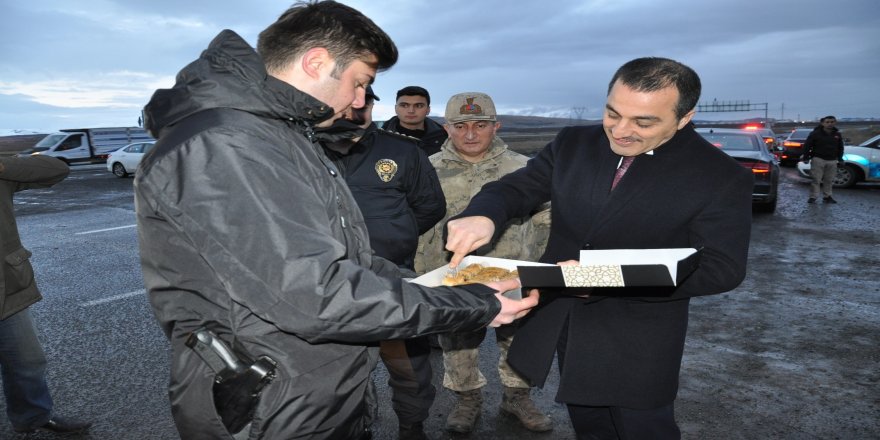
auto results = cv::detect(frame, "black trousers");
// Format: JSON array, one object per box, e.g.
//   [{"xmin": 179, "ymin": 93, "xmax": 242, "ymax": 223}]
[
  {"xmin": 556, "ymin": 317, "xmax": 680, "ymax": 440},
  {"xmin": 567, "ymin": 403, "xmax": 680, "ymax": 440},
  {"xmin": 379, "ymin": 336, "xmax": 435, "ymax": 426}
]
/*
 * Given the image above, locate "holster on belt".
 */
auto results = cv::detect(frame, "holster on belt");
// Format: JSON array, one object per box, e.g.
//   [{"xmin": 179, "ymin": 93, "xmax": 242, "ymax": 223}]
[{"xmin": 185, "ymin": 326, "xmax": 278, "ymax": 435}]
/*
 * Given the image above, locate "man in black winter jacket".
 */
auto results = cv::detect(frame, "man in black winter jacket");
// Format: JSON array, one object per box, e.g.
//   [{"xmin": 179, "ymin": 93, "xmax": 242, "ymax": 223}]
[
  {"xmin": 382, "ymin": 86, "xmax": 448, "ymax": 156},
  {"xmin": 137, "ymin": 2, "xmax": 538, "ymax": 439},
  {"xmin": 802, "ymin": 115, "xmax": 845, "ymax": 203},
  {"xmin": 324, "ymin": 86, "xmax": 445, "ymax": 440}
]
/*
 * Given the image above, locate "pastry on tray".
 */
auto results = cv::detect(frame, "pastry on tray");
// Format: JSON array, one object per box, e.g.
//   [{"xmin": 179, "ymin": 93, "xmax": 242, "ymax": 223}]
[{"xmin": 442, "ymin": 263, "xmax": 519, "ymax": 286}]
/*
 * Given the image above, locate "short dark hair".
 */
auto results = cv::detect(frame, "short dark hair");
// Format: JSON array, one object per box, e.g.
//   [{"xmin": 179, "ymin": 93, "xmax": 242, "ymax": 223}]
[
  {"xmin": 607, "ymin": 57, "xmax": 701, "ymax": 120},
  {"xmin": 258, "ymin": 1, "xmax": 398, "ymax": 77},
  {"xmin": 820, "ymin": 115, "xmax": 837, "ymax": 123},
  {"xmin": 396, "ymin": 86, "xmax": 430, "ymax": 105}
]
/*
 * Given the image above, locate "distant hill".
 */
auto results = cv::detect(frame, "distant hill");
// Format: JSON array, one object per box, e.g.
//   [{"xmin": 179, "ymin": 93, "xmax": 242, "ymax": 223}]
[
  {"xmin": 0, "ymin": 133, "xmax": 46, "ymax": 155},
  {"xmin": 425, "ymin": 115, "xmax": 598, "ymax": 131},
  {"xmin": 0, "ymin": 129, "xmax": 46, "ymax": 137}
]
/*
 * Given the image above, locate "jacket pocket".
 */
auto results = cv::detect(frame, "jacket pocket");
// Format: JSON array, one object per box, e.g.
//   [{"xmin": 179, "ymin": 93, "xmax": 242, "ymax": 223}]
[{"xmin": 4, "ymin": 247, "xmax": 35, "ymax": 294}]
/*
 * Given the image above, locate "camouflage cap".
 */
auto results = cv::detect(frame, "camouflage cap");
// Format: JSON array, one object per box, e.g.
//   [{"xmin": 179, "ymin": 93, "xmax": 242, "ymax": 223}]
[{"xmin": 445, "ymin": 92, "xmax": 496, "ymax": 123}]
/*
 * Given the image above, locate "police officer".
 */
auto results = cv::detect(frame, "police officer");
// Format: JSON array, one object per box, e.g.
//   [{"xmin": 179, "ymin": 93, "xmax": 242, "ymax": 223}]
[{"xmin": 323, "ymin": 86, "xmax": 446, "ymax": 440}]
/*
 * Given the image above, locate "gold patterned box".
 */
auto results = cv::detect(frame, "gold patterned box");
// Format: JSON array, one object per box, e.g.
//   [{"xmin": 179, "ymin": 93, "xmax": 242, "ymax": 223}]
[{"xmin": 516, "ymin": 248, "xmax": 700, "ymax": 288}]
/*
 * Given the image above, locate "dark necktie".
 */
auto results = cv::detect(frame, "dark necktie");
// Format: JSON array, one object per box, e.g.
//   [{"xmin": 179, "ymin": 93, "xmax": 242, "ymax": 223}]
[{"xmin": 611, "ymin": 156, "xmax": 635, "ymax": 190}]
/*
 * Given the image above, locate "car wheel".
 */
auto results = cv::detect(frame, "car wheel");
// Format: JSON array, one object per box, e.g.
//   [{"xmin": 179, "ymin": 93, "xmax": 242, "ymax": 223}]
[
  {"xmin": 832, "ymin": 164, "xmax": 859, "ymax": 188},
  {"xmin": 112, "ymin": 162, "xmax": 129, "ymax": 178}
]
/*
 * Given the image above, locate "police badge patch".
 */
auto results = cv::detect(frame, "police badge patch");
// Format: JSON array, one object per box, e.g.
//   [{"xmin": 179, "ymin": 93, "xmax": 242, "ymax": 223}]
[{"xmin": 375, "ymin": 159, "xmax": 398, "ymax": 182}]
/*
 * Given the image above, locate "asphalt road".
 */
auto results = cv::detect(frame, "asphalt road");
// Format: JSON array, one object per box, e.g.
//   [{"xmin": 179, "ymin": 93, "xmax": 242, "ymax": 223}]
[{"xmin": 1, "ymin": 163, "xmax": 878, "ymax": 439}]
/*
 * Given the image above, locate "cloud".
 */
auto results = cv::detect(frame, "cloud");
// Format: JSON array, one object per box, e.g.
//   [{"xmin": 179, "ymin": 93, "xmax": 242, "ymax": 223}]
[
  {"xmin": 0, "ymin": 71, "xmax": 172, "ymax": 109},
  {"xmin": 1, "ymin": 0, "xmax": 879, "ymax": 130}
]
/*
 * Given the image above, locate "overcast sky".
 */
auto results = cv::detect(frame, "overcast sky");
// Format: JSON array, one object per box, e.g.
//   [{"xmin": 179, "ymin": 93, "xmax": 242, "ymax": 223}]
[{"xmin": 1, "ymin": 0, "xmax": 877, "ymax": 132}]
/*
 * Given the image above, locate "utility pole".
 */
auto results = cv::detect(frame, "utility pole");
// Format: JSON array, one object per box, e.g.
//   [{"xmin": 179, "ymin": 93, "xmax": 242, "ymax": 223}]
[
  {"xmin": 571, "ymin": 106, "xmax": 586, "ymax": 123},
  {"xmin": 780, "ymin": 103, "xmax": 784, "ymax": 121}
]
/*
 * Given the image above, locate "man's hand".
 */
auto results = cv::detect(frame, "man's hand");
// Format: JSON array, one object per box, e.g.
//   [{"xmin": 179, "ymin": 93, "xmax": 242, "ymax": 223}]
[
  {"xmin": 445, "ymin": 216, "xmax": 495, "ymax": 268},
  {"xmin": 481, "ymin": 278, "xmax": 539, "ymax": 327}
]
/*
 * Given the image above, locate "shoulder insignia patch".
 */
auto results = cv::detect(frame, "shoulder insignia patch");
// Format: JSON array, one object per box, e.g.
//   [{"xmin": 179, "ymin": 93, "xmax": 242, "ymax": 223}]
[{"xmin": 375, "ymin": 159, "xmax": 398, "ymax": 182}]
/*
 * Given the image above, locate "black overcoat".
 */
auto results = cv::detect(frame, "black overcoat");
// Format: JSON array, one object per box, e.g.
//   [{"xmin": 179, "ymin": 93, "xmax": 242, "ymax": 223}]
[{"xmin": 458, "ymin": 124, "xmax": 753, "ymax": 408}]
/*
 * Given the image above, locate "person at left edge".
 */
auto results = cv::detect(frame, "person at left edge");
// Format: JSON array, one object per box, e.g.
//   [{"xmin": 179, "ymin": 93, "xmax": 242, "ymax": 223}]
[
  {"xmin": 0, "ymin": 155, "xmax": 92, "ymax": 436},
  {"xmin": 135, "ymin": 2, "xmax": 538, "ymax": 439},
  {"xmin": 322, "ymin": 85, "xmax": 445, "ymax": 440}
]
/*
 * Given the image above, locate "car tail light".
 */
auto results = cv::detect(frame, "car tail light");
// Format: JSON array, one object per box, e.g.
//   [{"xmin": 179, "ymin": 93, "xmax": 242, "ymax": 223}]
[
  {"xmin": 783, "ymin": 141, "xmax": 802, "ymax": 147},
  {"xmin": 739, "ymin": 161, "xmax": 771, "ymax": 174}
]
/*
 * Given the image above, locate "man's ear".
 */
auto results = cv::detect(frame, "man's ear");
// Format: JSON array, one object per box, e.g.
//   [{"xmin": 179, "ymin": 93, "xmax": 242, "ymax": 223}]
[
  {"xmin": 677, "ymin": 109, "xmax": 696, "ymax": 129},
  {"xmin": 301, "ymin": 47, "xmax": 332, "ymax": 80}
]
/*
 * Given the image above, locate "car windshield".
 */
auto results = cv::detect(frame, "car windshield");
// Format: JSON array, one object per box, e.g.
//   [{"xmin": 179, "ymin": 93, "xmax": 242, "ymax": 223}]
[
  {"xmin": 786, "ymin": 128, "xmax": 812, "ymax": 140},
  {"xmin": 699, "ymin": 133, "xmax": 760, "ymax": 151},
  {"xmin": 35, "ymin": 134, "xmax": 67, "ymax": 148},
  {"xmin": 858, "ymin": 134, "xmax": 880, "ymax": 147}
]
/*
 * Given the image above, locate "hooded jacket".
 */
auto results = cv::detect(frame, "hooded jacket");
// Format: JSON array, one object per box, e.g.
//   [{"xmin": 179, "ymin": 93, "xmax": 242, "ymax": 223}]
[
  {"xmin": 136, "ymin": 30, "xmax": 500, "ymax": 440},
  {"xmin": 0, "ymin": 156, "xmax": 69, "ymax": 319},
  {"xmin": 803, "ymin": 125, "xmax": 844, "ymax": 161},
  {"xmin": 382, "ymin": 116, "xmax": 448, "ymax": 156}
]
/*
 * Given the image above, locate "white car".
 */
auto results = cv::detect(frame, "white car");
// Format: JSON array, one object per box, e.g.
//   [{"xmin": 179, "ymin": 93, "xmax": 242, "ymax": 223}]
[
  {"xmin": 106, "ymin": 141, "xmax": 155, "ymax": 177},
  {"xmin": 797, "ymin": 134, "xmax": 880, "ymax": 187}
]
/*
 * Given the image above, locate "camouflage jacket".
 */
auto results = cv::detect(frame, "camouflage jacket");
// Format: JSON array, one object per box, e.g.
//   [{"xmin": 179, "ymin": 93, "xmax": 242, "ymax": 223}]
[{"xmin": 414, "ymin": 136, "xmax": 550, "ymax": 274}]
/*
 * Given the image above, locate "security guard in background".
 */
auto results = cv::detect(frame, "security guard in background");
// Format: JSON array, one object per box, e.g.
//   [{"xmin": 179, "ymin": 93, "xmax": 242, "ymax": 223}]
[{"xmin": 323, "ymin": 86, "xmax": 446, "ymax": 440}]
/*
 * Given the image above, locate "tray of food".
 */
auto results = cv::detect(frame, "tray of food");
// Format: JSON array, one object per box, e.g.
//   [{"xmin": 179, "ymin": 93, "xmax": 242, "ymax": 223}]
[{"xmin": 410, "ymin": 256, "xmax": 554, "ymax": 299}]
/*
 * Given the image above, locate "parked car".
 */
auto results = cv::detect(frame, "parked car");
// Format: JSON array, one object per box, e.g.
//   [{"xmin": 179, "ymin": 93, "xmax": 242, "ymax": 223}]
[
  {"xmin": 696, "ymin": 128, "xmax": 780, "ymax": 213},
  {"xmin": 741, "ymin": 124, "xmax": 779, "ymax": 152},
  {"xmin": 106, "ymin": 141, "xmax": 155, "ymax": 177},
  {"xmin": 797, "ymin": 133, "xmax": 880, "ymax": 187},
  {"xmin": 778, "ymin": 127, "xmax": 813, "ymax": 165}
]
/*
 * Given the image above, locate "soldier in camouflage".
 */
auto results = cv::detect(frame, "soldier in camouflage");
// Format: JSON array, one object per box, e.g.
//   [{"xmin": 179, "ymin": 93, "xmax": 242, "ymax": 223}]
[{"xmin": 414, "ymin": 92, "xmax": 552, "ymax": 434}]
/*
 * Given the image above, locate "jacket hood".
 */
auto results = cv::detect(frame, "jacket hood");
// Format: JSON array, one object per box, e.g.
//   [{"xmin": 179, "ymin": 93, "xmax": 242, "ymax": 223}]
[{"xmin": 143, "ymin": 30, "xmax": 336, "ymax": 138}]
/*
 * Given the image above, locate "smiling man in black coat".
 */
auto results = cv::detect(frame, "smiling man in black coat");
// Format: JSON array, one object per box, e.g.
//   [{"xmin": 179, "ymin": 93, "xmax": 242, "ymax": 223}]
[{"xmin": 444, "ymin": 57, "xmax": 753, "ymax": 439}]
